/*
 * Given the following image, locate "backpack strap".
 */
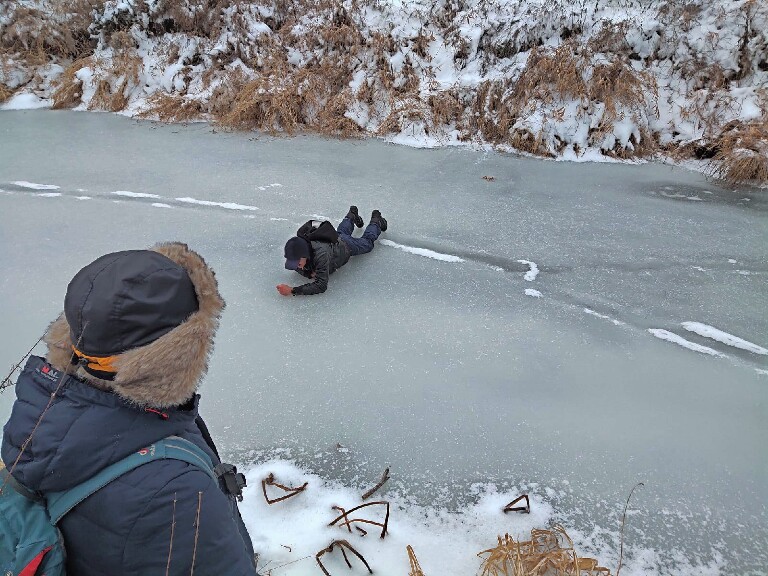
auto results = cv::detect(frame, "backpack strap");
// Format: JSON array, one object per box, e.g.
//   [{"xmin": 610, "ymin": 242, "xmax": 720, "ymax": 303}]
[{"xmin": 46, "ymin": 436, "xmax": 215, "ymax": 524}]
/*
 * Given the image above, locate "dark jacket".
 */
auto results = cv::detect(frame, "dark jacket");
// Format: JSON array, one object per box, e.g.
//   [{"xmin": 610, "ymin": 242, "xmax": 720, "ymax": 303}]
[
  {"xmin": 292, "ymin": 239, "xmax": 351, "ymax": 295},
  {"xmin": 1, "ymin": 243, "xmax": 258, "ymax": 576}
]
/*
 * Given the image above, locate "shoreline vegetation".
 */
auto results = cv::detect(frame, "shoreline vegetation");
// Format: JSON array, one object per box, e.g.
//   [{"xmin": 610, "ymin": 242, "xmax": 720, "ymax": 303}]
[{"xmin": 1, "ymin": 0, "xmax": 766, "ymax": 186}]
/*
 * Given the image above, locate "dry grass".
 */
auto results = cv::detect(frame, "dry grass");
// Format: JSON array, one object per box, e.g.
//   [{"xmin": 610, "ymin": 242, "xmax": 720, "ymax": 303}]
[
  {"xmin": 467, "ymin": 40, "xmax": 657, "ymax": 158},
  {"xmin": 51, "ymin": 57, "xmax": 93, "ymax": 109},
  {"xmin": 407, "ymin": 545, "xmax": 426, "ymax": 576},
  {"xmin": 139, "ymin": 92, "xmax": 204, "ymax": 122},
  {"xmin": 478, "ymin": 526, "xmax": 611, "ymax": 576},
  {"xmin": 0, "ymin": 83, "xmax": 11, "ymax": 103},
  {"xmin": 707, "ymin": 120, "xmax": 768, "ymax": 186},
  {"xmin": 88, "ymin": 51, "xmax": 142, "ymax": 112},
  {"xmin": 1, "ymin": 1, "xmax": 100, "ymax": 65}
]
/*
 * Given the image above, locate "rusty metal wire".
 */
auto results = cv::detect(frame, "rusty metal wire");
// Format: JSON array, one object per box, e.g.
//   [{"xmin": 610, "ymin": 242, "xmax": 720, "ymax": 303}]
[
  {"xmin": 328, "ymin": 501, "xmax": 390, "ymax": 539},
  {"xmin": 315, "ymin": 539, "xmax": 373, "ymax": 576},
  {"xmin": 261, "ymin": 472, "xmax": 308, "ymax": 505},
  {"xmin": 503, "ymin": 494, "xmax": 530, "ymax": 514}
]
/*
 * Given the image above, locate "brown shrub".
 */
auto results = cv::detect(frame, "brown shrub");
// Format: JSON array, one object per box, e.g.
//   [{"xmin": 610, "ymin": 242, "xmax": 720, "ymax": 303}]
[{"xmin": 707, "ymin": 121, "xmax": 768, "ymax": 186}]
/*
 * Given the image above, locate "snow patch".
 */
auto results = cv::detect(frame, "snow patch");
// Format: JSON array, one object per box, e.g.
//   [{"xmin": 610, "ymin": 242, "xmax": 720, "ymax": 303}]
[
  {"xmin": 517, "ymin": 260, "xmax": 539, "ymax": 281},
  {"xmin": 151, "ymin": 203, "xmax": 173, "ymax": 208},
  {"xmin": 379, "ymin": 239, "xmax": 464, "ymax": 263},
  {"xmin": 75, "ymin": 196, "xmax": 92, "ymax": 200},
  {"xmin": 34, "ymin": 192, "xmax": 62, "ymax": 198},
  {"xmin": 239, "ymin": 460, "xmax": 556, "ymax": 576},
  {"xmin": 584, "ymin": 308, "xmax": 625, "ymax": 326},
  {"xmin": 0, "ymin": 92, "xmax": 51, "ymax": 110},
  {"xmin": 756, "ymin": 369, "xmax": 768, "ymax": 376},
  {"xmin": 175, "ymin": 197, "xmax": 260, "ymax": 211},
  {"xmin": 12, "ymin": 181, "xmax": 60, "ymax": 190},
  {"xmin": 270, "ymin": 218, "xmax": 288, "ymax": 221},
  {"xmin": 525, "ymin": 289, "xmax": 542, "ymax": 298},
  {"xmin": 648, "ymin": 329, "xmax": 727, "ymax": 358},
  {"xmin": 112, "ymin": 190, "xmax": 161, "ymax": 198},
  {"xmin": 681, "ymin": 322, "xmax": 767, "ymax": 355}
]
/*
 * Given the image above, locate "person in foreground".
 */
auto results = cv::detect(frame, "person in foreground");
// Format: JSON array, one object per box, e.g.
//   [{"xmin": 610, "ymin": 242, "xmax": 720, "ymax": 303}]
[
  {"xmin": 1, "ymin": 243, "xmax": 259, "ymax": 575},
  {"xmin": 277, "ymin": 206, "xmax": 388, "ymax": 296}
]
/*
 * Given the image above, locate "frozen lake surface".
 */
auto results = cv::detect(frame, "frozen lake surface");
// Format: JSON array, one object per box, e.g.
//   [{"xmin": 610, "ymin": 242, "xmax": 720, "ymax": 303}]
[{"xmin": 1, "ymin": 110, "xmax": 766, "ymax": 575}]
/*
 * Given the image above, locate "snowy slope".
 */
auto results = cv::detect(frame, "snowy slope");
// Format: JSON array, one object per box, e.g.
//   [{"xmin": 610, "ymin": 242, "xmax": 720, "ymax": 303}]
[{"xmin": 1, "ymin": 0, "xmax": 766, "ymax": 180}]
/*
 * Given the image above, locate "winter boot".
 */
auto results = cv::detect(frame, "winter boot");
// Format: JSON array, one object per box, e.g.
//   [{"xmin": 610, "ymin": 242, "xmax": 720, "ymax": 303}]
[
  {"xmin": 346, "ymin": 205, "xmax": 364, "ymax": 228},
  {"xmin": 370, "ymin": 209, "xmax": 388, "ymax": 232}
]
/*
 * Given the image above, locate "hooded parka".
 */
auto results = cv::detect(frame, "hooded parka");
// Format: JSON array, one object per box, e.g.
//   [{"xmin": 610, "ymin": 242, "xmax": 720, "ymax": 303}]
[{"xmin": 1, "ymin": 243, "xmax": 258, "ymax": 576}]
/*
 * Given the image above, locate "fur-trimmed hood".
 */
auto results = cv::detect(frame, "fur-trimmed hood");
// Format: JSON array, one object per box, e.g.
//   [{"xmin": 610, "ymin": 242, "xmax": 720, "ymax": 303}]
[{"xmin": 43, "ymin": 242, "xmax": 225, "ymax": 408}]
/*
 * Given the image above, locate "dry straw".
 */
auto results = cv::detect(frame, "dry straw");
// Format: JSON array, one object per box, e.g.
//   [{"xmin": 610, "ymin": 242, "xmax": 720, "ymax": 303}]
[
  {"xmin": 477, "ymin": 525, "xmax": 611, "ymax": 576},
  {"xmin": 52, "ymin": 57, "xmax": 93, "ymax": 109},
  {"xmin": 0, "ymin": 83, "xmax": 11, "ymax": 103},
  {"xmin": 708, "ymin": 120, "xmax": 768, "ymax": 186}
]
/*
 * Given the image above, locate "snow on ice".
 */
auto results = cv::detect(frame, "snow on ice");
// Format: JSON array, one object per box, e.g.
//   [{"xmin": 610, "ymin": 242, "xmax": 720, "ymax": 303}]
[
  {"xmin": 681, "ymin": 322, "xmax": 768, "ymax": 355},
  {"xmin": 379, "ymin": 239, "xmax": 464, "ymax": 262},
  {"xmin": 648, "ymin": 329, "xmax": 727, "ymax": 358}
]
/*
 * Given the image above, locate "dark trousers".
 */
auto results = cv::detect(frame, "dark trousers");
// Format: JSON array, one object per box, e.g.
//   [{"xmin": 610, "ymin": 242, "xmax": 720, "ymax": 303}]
[{"xmin": 337, "ymin": 218, "xmax": 381, "ymax": 256}]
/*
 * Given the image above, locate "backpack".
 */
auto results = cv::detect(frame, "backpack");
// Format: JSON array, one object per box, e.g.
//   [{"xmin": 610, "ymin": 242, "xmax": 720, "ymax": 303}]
[
  {"xmin": 297, "ymin": 220, "xmax": 339, "ymax": 244},
  {"xmin": 0, "ymin": 436, "xmax": 215, "ymax": 576}
]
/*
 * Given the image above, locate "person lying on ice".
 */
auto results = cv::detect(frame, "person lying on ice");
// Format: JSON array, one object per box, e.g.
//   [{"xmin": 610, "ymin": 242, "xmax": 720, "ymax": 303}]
[{"xmin": 277, "ymin": 206, "xmax": 388, "ymax": 296}]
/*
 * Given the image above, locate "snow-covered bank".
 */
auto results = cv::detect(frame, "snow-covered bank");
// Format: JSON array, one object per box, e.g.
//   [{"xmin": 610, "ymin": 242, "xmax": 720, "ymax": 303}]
[
  {"xmin": 237, "ymin": 458, "xmax": 724, "ymax": 576},
  {"xmin": 1, "ymin": 0, "xmax": 767, "ymax": 185}
]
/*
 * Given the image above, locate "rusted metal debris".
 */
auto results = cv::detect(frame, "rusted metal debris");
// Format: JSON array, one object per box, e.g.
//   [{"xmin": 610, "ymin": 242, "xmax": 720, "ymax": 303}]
[
  {"xmin": 503, "ymin": 494, "xmax": 530, "ymax": 514},
  {"xmin": 328, "ymin": 501, "xmax": 390, "ymax": 539},
  {"xmin": 362, "ymin": 467, "xmax": 390, "ymax": 500},
  {"xmin": 316, "ymin": 539, "xmax": 373, "ymax": 576},
  {"xmin": 261, "ymin": 473, "xmax": 308, "ymax": 505}
]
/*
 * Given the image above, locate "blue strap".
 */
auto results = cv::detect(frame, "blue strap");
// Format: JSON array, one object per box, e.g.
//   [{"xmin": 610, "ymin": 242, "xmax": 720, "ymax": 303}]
[{"xmin": 47, "ymin": 436, "xmax": 215, "ymax": 524}]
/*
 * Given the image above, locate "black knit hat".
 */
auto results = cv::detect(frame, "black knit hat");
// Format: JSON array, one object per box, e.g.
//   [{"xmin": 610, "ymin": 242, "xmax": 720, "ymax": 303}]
[
  {"xmin": 284, "ymin": 237, "xmax": 310, "ymax": 270},
  {"xmin": 64, "ymin": 250, "xmax": 199, "ymax": 370}
]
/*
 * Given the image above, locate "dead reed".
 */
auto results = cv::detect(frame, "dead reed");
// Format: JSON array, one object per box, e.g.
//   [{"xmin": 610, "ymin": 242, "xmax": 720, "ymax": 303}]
[
  {"xmin": 140, "ymin": 93, "xmax": 203, "ymax": 122},
  {"xmin": 707, "ymin": 120, "xmax": 768, "ymax": 186},
  {"xmin": 0, "ymin": 83, "xmax": 11, "ymax": 103},
  {"xmin": 407, "ymin": 545, "xmax": 426, "ymax": 576},
  {"xmin": 478, "ymin": 525, "xmax": 611, "ymax": 576},
  {"xmin": 51, "ymin": 57, "xmax": 93, "ymax": 109}
]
